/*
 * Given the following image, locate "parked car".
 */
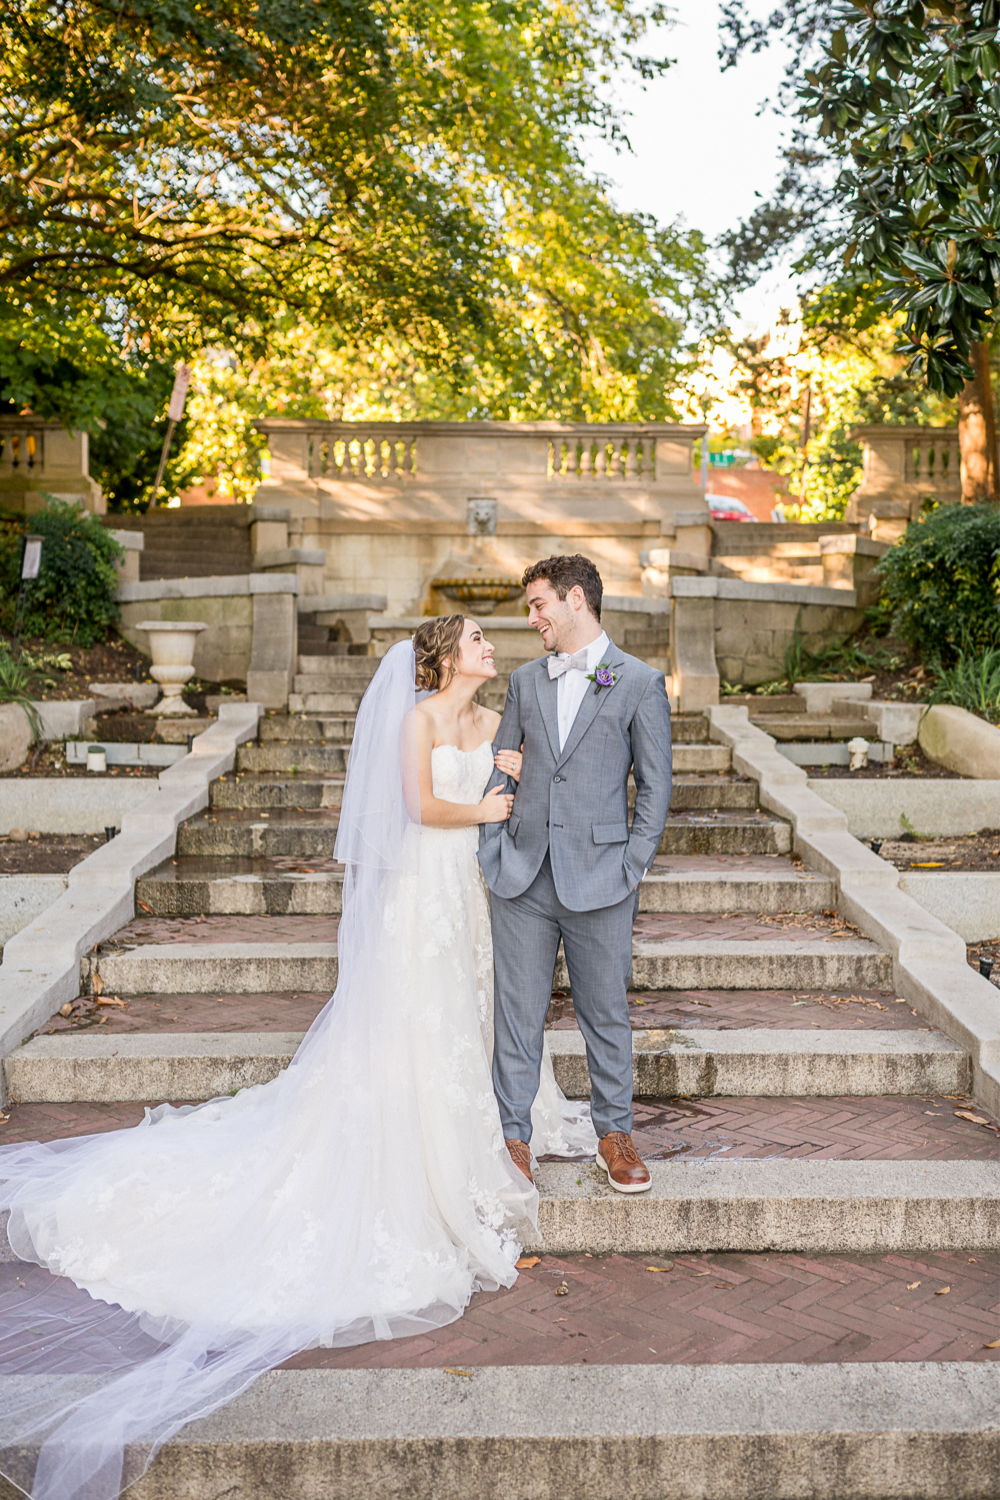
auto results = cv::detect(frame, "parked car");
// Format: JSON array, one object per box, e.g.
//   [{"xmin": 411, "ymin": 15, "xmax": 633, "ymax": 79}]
[{"xmin": 706, "ymin": 494, "xmax": 755, "ymax": 522}]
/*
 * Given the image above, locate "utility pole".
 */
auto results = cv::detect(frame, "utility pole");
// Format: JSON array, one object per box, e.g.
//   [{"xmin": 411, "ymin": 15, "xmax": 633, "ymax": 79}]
[
  {"xmin": 798, "ymin": 386, "xmax": 813, "ymax": 506},
  {"xmin": 150, "ymin": 365, "xmax": 191, "ymax": 506}
]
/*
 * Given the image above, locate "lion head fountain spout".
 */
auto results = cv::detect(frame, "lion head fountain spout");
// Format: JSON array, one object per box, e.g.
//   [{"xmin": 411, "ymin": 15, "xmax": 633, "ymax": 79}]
[{"xmin": 429, "ymin": 497, "xmax": 523, "ymax": 614}]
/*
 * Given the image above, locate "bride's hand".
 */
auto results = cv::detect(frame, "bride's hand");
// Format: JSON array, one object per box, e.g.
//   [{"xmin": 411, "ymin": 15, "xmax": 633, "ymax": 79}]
[
  {"xmin": 478, "ymin": 785, "xmax": 514, "ymax": 823},
  {"xmin": 494, "ymin": 750, "xmax": 522, "ymax": 782}
]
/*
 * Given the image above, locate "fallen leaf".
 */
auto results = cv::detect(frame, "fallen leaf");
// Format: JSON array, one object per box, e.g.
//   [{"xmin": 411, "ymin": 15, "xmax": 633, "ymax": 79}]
[
  {"xmin": 136, "ymin": 901, "xmax": 153, "ymax": 915},
  {"xmin": 714, "ymin": 1283, "xmax": 732, "ymax": 1290},
  {"xmin": 515, "ymin": 1256, "xmax": 540, "ymax": 1269},
  {"xmin": 58, "ymin": 1003, "xmax": 73, "ymax": 1017},
  {"xmin": 96, "ymin": 997, "xmax": 127, "ymax": 1008},
  {"xmin": 935, "ymin": 1286, "xmax": 951, "ymax": 1296},
  {"xmin": 555, "ymin": 1283, "xmax": 569, "ymax": 1296},
  {"xmin": 443, "ymin": 1368, "xmax": 472, "ymax": 1378},
  {"xmin": 907, "ymin": 1282, "xmax": 921, "ymax": 1290},
  {"xmin": 984, "ymin": 1338, "xmax": 1000, "ymax": 1349},
  {"xmin": 955, "ymin": 1110, "xmax": 991, "ymax": 1125},
  {"xmin": 92, "ymin": 973, "xmax": 104, "ymax": 997},
  {"xmin": 646, "ymin": 1265, "xmax": 671, "ymax": 1273}
]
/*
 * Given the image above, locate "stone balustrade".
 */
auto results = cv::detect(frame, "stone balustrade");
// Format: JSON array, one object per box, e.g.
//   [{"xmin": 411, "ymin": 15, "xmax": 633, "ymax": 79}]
[
  {"xmin": 846, "ymin": 424, "xmax": 960, "ymax": 539},
  {"xmin": 0, "ymin": 417, "xmax": 104, "ymax": 514}
]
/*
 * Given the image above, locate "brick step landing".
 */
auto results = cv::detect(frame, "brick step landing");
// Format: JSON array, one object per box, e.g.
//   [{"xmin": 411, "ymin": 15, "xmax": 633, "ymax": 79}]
[
  {"xmin": 281, "ymin": 1249, "xmax": 1000, "ymax": 1369},
  {"xmin": 7, "ymin": 1031, "xmax": 969, "ymax": 1105},
  {"xmin": 32, "ymin": 988, "xmax": 922, "ymax": 1039}
]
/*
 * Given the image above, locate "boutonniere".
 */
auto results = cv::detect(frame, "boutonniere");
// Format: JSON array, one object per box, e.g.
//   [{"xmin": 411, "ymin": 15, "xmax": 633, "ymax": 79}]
[{"xmin": 586, "ymin": 662, "xmax": 618, "ymax": 693}]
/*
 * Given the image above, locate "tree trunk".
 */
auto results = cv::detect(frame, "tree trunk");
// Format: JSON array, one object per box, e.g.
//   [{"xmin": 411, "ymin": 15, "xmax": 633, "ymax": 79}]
[{"xmin": 958, "ymin": 340, "xmax": 999, "ymax": 502}]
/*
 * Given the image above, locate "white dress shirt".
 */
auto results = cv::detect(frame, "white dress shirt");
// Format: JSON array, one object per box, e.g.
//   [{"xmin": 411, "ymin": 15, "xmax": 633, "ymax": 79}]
[{"xmin": 556, "ymin": 631, "xmax": 610, "ymax": 750}]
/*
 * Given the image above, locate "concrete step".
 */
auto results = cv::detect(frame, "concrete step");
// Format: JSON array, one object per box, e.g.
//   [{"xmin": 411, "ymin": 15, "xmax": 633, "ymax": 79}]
[
  {"xmin": 525, "ymin": 1158, "xmax": 1000, "ymax": 1254},
  {"xmin": 177, "ymin": 808, "xmax": 785, "ymax": 858},
  {"xmin": 177, "ymin": 810, "xmax": 340, "ymax": 858},
  {"xmin": 670, "ymin": 715, "xmax": 709, "ymax": 743},
  {"xmin": 211, "ymin": 774, "xmax": 345, "ymax": 809},
  {"xmin": 259, "ymin": 715, "xmax": 356, "ymax": 744},
  {"xmin": 135, "ymin": 857, "xmax": 830, "ymax": 918},
  {"xmin": 31, "ymin": 1363, "xmax": 991, "ymax": 1500},
  {"xmin": 667, "ymin": 777, "xmax": 755, "ymax": 810},
  {"xmin": 83, "ymin": 936, "xmax": 891, "ymax": 995},
  {"xmin": 251, "ymin": 720, "xmax": 728, "ymax": 773},
  {"xmin": 750, "ymin": 713, "xmax": 874, "ymax": 743},
  {"xmin": 8, "ymin": 1028, "xmax": 968, "ymax": 1104},
  {"xmin": 236, "ymin": 743, "xmax": 348, "ymax": 774},
  {"xmin": 296, "ymin": 656, "xmax": 379, "ymax": 678},
  {"xmin": 659, "ymin": 813, "xmax": 790, "ymax": 856},
  {"xmin": 289, "ymin": 688, "xmax": 366, "ymax": 713}
]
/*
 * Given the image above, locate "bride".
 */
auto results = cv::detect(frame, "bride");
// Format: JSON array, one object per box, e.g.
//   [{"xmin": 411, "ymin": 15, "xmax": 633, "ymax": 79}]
[{"xmin": 0, "ymin": 615, "xmax": 596, "ymax": 1500}]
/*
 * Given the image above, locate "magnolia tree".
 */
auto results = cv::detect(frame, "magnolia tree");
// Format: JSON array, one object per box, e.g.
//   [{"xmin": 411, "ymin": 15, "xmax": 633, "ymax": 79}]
[{"xmin": 721, "ymin": 0, "xmax": 1000, "ymax": 501}]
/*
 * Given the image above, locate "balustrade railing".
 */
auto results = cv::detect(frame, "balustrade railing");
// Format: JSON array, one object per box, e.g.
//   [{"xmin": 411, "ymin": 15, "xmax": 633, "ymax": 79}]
[
  {"xmin": 305, "ymin": 426, "xmax": 418, "ymax": 482},
  {"xmin": 0, "ymin": 420, "xmax": 47, "ymax": 476},
  {"xmin": 908, "ymin": 434, "xmax": 960, "ymax": 485},
  {"xmin": 547, "ymin": 433, "xmax": 655, "ymax": 480}
]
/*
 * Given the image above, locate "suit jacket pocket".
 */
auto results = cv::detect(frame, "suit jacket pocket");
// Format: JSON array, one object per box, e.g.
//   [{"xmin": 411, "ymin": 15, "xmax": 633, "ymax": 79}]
[
  {"xmin": 507, "ymin": 813, "xmax": 521, "ymax": 841},
  {"xmin": 592, "ymin": 821, "xmax": 629, "ymax": 844}
]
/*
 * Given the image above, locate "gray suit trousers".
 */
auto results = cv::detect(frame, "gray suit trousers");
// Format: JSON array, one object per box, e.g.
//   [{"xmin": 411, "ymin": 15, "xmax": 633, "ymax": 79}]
[{"xmin": 490, "ymin": 853, "xmax": 636, "ymax": 1143}]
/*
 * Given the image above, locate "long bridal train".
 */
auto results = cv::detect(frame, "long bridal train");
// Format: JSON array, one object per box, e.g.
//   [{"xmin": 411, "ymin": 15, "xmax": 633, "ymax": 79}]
[{"xmin": 0, "ymin": 641, "xmax": 596, "ymax": 1500}]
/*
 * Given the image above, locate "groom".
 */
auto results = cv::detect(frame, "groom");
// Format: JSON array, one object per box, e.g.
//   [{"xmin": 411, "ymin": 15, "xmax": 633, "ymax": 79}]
[{"xmin": 480, "ymin": 554, "xmax": 672, "ymax": 1193}]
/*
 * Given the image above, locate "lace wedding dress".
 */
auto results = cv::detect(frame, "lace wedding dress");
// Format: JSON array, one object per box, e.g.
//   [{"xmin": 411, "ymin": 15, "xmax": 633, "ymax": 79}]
[{"xmin": 0, "ymin": 644, "xmax": 596, "ymax": 1500}]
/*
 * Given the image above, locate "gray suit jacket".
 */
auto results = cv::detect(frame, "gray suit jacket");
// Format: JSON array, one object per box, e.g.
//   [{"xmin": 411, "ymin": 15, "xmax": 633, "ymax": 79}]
[{"xmin": 478, "ymin": 637, "xmax": 672, "ymax": 912}]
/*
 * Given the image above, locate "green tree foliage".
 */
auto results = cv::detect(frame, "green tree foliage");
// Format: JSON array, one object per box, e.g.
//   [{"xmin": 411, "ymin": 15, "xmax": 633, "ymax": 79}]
[
  {"xmin": 876, "ymin": 500, "xmax": 1000, "ymax": 659},
  {"xmin": 0, "ymin": 499, "xmax": 123, "ymax": 645},
  {"xmin": 2, "ymin": 0, "xmax": 716, "ymax": 476},
  {"xmin": 720, "ymin": 1, "xmax": 1000, "ymax": 397}
]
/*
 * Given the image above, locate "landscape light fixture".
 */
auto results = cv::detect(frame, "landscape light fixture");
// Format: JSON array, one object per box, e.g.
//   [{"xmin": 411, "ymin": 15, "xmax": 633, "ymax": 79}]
[{"xmin": 12, "ymin": 533, "xmax": 43, "ymax": 656}]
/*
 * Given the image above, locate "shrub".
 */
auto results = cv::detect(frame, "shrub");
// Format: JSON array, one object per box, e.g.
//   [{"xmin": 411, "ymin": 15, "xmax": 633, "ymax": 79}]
[
  {"xmin": 0, "ymin": 498, "xmax": 123, "ymax": 646},
  {"xmin": 876, "ymin": 502, "xmax": 1000, "ymax": 664},
  {"xmin": 928, "ymin": 645, "xmax": 1000, "ymax": 724}
]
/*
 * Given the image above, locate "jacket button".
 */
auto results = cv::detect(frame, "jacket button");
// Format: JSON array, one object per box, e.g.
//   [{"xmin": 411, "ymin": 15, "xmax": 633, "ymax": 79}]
[{"xmin": 553, "ymin": 775, "xmax": 562, "ymax": 783}]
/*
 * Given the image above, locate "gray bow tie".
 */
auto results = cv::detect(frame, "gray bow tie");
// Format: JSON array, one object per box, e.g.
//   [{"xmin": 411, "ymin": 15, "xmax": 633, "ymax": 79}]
[{"xmin": 547, "ymin": 649, "xmax": 589, "ymax": 680}]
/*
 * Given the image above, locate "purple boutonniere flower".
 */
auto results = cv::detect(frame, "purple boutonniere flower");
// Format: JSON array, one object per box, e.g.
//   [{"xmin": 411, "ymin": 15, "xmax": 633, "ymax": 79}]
[{"xmin": 586, "ymin": 662, "xmax": 618, "ymax": 693}]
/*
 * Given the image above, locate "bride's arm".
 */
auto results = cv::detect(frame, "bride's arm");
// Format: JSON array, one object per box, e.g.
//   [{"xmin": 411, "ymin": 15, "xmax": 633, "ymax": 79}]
[{"xmin": 411, "ymin": 712, "xmax": 513, "ymax": 828}]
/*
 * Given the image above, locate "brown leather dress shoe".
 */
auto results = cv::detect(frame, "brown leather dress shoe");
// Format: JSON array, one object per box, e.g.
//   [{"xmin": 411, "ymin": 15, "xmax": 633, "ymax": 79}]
[
  {"xmin": 596, "ymin": 1132, "xmax": 651, "ymax": 1194},
  {"xmin": 505, "ymin": 1137, "xmax": 534, "ymax": 1184}
]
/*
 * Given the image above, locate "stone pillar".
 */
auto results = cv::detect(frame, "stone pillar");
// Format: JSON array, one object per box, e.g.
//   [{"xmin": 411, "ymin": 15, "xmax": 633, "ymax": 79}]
[
  {"xmin": 820, "ymin": 535, "xmax": 889, "ymax": 606},
  {"xmin": 108, "ymin": 530, "xmax": 144, "ymax": 585},
  {"xmin": 669, "ymin": 579, "xmax": 720, "ymax": 713},
  {"xmin": 249, "ymin": 505, "xmax": 290, "ymax": 555},
  {"xmin": 247, "ymin": 576, "xmax": 300, "ymax": 709}
]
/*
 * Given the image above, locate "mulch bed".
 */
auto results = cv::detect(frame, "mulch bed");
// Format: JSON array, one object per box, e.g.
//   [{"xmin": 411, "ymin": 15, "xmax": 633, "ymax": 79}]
[
  {"xmin": 0, "ymin": 832, "xmax": 103, "ymax": 872},
  {"xmin": 1, "ymin": 630, "xmax": 149, "ymax": 701},
  {"xmin": 807, "ymin": 745, "xmax": 964, "ymax": 779},
  {"xmin": 0, "ymin": 742, "xmax": 159, "ymax": 779},
  {"xmin": 876, "ymin": 832, "xmax": 1000, "ymax": 873}
]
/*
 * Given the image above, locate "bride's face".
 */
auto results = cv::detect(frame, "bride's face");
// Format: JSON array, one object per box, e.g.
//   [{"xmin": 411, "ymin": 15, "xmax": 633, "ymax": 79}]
[{"xmin": 449, "ymin": 618, "xmax": 497, "ymax": 681}]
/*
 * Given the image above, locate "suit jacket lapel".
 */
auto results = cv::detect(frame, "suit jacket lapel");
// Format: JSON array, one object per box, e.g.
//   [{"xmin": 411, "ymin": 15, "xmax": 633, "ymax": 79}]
[
  {"xmin": 534, "ymin": 663, "xmax": 561, "ymax": 761},
  {"xmin": 555, "ymin": 637, "xmax": 625, "ymax": 768}
]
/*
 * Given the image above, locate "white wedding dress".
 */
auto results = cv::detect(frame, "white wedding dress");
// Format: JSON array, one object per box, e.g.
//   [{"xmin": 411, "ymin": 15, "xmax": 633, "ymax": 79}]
[{"xmin": 0, "ymin": 646, "xmax": 596, "ymax": 1500}]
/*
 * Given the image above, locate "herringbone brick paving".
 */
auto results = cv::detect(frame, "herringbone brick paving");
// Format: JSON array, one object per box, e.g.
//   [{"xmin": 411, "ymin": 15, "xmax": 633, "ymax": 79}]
[
  {"xmin": 35, "ymin": 987, "xmax": 916, "ymax": 1038},
  {"xmin": 99, "ymin": 909, "xmax": 869, "ymax": 951},
  {"xmin": 279, "ymin": 1250, "xmax": 1000, "ymax": 1370},
  {"xmin": 5, "ymin": 1093, "xmax": 998, "ymax": 1157}
]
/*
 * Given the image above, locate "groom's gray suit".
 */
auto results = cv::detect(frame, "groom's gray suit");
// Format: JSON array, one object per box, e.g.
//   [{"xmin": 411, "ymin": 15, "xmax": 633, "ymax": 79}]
[{"xmin": 479, "ymin": 637, "xmax": 672, "ymax": 1142}]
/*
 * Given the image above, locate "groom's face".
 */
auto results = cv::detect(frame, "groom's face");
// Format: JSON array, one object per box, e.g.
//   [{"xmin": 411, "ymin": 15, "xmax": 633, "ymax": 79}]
[{"xmin": 526, "ymin": 578, "xmax": 576, "ymax": 653}]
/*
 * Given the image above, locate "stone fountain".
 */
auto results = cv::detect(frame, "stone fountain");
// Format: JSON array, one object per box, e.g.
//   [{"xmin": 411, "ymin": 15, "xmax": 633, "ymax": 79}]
[{"xmin": 429, "ymin": 498, "xmax": 523, "ymax": 615}]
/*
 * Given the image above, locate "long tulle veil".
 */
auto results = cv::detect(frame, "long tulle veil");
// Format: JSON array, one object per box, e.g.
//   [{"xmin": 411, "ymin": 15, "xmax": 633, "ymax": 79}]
[{"xmin": 0, "ymin": 640, "xmax": 456, "ymax": 1500}]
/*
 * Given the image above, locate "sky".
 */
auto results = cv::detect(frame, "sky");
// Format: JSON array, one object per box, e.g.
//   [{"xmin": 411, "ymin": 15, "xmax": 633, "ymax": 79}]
[{"xmin": 584, "ymin": 1, "xmax": 797, "ymax": 332}]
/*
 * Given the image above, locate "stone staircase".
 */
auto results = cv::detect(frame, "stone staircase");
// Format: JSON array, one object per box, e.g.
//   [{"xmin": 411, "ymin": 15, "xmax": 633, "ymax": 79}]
[
  {"xmin": 135, "ymin": 504, "xmax": 253, "ymax": 580},
  {"xmin": 5, "ymin": 683, "xmax": 998, "ymax": 1495}
]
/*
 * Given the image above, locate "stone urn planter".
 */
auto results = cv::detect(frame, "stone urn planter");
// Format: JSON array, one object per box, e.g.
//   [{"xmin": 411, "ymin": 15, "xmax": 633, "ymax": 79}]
[{"xmin": 137, "ymin": 621, "xmax": 208, "ymax": 716}]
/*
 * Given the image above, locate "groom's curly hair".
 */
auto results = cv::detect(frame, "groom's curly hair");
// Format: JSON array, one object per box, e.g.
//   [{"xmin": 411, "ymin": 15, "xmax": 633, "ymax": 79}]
[
  {"xmin": 522, "ymin": 554, "xmax": 602, "ymax": 620},
  {"xmin": 413, "ymin": 614, "xmax": 467, "ymax": 690}
]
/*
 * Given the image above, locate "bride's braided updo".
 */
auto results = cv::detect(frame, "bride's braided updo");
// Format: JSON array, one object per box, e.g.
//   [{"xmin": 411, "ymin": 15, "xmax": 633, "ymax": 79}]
[{"xmin": 413, "ymin": 614, "xmax": 467, "ymax": 691}]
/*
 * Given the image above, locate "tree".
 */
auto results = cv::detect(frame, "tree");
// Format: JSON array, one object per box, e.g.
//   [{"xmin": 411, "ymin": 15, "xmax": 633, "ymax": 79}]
[
  {"xmin": 719, "ymin": 0, "xmax": 1000, "ymax": 501},
  {"xmin": 1, "ymin": 0, "xmax": 716, "ymax": 494}
]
